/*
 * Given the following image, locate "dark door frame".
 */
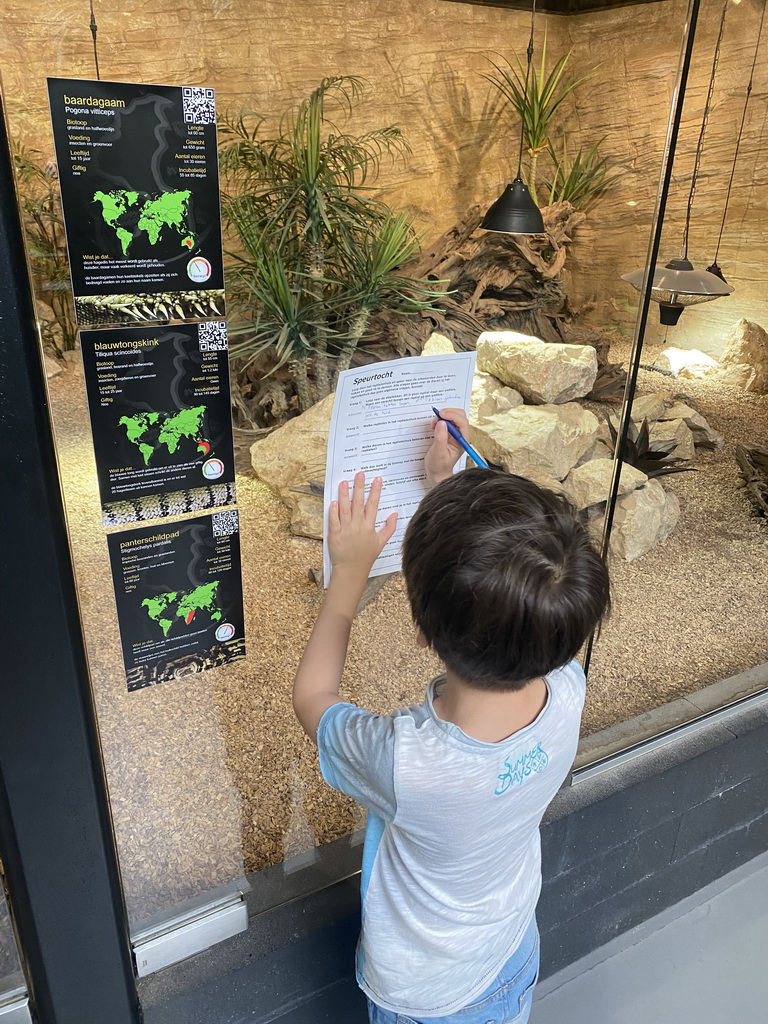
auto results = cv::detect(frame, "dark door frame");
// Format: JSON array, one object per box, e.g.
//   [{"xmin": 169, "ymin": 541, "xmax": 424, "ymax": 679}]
[{"xmin": 0, "ymin": 89, "xmax": 142, "ymax": 1024}]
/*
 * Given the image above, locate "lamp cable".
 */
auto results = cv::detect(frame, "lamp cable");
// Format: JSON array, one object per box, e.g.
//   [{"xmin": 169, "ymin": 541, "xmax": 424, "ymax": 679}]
[
  {"xmin": 89, "ymin": 0, "xmax": 101, "ymax": 80},
  {"xmin": 681, "ymin": 0, "xmax": 728, "ymax": 259},
  {"xmin": 711, "ymin": 0, "xmax": 767, "ymax": 268},
  {"xmin": 516, "ymin": 0, "xmax": 537, "ymax": 179}
]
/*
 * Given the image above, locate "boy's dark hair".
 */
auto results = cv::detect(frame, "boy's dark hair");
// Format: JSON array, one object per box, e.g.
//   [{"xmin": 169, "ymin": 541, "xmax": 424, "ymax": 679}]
[{"xmin": 402, "ymin": 469, "xmax": 610, "ymax": 691}]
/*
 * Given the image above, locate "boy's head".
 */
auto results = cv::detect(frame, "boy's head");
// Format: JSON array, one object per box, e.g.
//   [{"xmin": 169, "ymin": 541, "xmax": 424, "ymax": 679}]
[{"xmin": 402, "ymin": 469, "xmax": 610, "ymax": 691}]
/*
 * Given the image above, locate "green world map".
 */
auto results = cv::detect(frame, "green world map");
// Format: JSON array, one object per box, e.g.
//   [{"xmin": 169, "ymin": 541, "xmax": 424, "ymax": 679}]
[
  {"xmin": 119, "ymin": 406, "xmax": 207, "ymax": 465},
  {"xmin": 93, "ymin": 189, "xmax": 194, "ymax": 255},
  {"xmin": 142, "ymin": 582, "xmax": 222, "ymax": 638}
]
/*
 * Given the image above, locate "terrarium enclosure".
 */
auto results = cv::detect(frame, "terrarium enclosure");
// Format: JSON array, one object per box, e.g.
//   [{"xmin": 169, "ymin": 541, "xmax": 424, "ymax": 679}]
[{"xmin": 1, "ymin": 0, "xmax": 767, "ymax": 939}]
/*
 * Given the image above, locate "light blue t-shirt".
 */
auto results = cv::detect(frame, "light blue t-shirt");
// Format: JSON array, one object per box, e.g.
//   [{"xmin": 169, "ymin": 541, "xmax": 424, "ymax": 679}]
[{"xmin": 317, "ymin": 660, "xmax": 585, "ymax": 1017}]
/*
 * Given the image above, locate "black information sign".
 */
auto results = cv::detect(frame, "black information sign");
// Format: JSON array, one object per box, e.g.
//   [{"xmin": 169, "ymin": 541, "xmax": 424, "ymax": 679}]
[
  {"xmin": 47, "ymin": 77, "xmax": 225, "ymax": 327},
  {"xmin": 80, "ymin": 321, "xmax": 236, "ymax": 526},
  {"xmin": 106, "ymin": 511, "xmax": 246, "ymax": 690}
]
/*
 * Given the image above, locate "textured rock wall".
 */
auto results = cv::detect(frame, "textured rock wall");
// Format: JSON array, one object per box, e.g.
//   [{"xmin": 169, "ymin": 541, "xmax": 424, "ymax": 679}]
[
  {"xmin": 1, "ymin": 0, "xmax": 764, "ymax": 350},
  {"xmin": 560, "ymin": 0, "xmax": 768, "ymax": 357},
  {"xmin": 0, "ymin": 0, "xmax": 568, "ymax": 238}
]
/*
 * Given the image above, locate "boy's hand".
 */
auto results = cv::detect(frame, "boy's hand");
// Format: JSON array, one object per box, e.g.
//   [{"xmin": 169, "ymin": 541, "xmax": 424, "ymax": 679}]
[
  {"xmin": 425, "ymin": 408, "xmax": 470, "ymax": 488},
  {"xmin": 328, "ymin": 473, "xmax": 398, "ymax": 580}
]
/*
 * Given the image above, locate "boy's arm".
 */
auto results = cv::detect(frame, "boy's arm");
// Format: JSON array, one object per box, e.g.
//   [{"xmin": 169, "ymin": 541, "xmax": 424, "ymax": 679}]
[{"xmin": 292, "ymin": 474, "xmax": 398, "ymax": 743}]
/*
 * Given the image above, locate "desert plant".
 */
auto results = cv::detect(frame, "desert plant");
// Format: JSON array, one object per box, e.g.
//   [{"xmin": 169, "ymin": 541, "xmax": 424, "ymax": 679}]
[
  {"xmin": 221, "ymin": 77, "xmax": 439, "ymax": 410},
  {"xmin": 12, "ymin": 143, "xmax": 76, "ymax": 352},
  {"xmin": 484, "ymin": 37, "xmax": 593, "ymax": 203},
  {"xmin": 606, "ymin": 416, "xmax": 696, "ymax": 479},
  {"xmin": 227, "ymin": 237, "xmax": 339, "ymax": 412},
  {"xmin": 334, "ymin": 212, "xmax": 446, "ymax": 376},
  {"xmin": 544, "ymin": 137, "xmax": 623, "ymax": 210}
]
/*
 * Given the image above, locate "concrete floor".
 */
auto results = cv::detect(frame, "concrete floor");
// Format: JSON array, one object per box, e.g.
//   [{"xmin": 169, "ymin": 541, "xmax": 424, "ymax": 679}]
[{"xmin": 532, "ymin": 850, "xmax": 768, "ymax": 1024}]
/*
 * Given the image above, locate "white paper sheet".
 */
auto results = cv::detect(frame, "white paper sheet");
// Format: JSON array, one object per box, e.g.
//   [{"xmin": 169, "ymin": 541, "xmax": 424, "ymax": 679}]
[{"xmin": 323, "ymin": 352, "xmax": 477, "ymax": 583}]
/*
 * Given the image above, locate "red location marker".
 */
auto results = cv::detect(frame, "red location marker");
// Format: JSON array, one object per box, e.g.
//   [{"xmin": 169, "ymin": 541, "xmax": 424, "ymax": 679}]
[{"xmin": 185, "ymin": 610, "xmax": 195, "ymax": 625}]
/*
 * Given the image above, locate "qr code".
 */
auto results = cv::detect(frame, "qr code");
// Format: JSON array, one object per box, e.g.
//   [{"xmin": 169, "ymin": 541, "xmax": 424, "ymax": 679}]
[
  {"xmin": 212, "ymin": 509, "xmax": 239, "ymax": 537},
  {"xmin": 182, "ymin": 86, "xmax": 216, "ymax": 125},
  {"xmin": 198, "ymin": 320, "xmax": 228, "ymax": 351}
]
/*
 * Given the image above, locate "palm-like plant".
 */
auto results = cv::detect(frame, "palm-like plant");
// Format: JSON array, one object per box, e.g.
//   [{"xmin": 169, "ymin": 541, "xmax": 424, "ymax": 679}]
[
  {"xmin": 484, "ymin": 38, "xmax": 593, "ymax": 203},
  {"xmin": 221, "ymin": 77, "xmax": 417, "ymax": 406},
  {"xmin": 544, "ymin": 138, "xmax": 623, "ymax": 210},
  {"xmin": 228, "ymin": 240, "xmax": 337, "ymax": 412},
  {"xmin": 335, "ymin": 213, "xmax": 446, "ymax": 376}
]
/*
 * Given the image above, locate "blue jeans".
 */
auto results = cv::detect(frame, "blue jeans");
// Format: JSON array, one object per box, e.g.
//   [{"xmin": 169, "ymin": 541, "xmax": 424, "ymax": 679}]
[{"xmin": 366, "ymin": 917, "xmax": 540, "ymax": 1024}]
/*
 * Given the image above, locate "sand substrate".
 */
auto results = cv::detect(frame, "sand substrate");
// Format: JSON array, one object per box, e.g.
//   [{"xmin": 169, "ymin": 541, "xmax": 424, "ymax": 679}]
[{"xmin": 43, "ymin": 354, "xmax": 768, "ymax": 924}]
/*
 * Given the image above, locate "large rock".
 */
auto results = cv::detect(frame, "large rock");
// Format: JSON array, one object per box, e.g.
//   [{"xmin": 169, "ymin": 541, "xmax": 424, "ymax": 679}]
[
  {"xmin": 602, "ymin": 393, "xmax": 722, "ymax": 451},
  {"xmin": 44, "ymin": 355, "xmax": 64, "ymax": 379},
  {"xmin": 470, "ymin": 372, "xmax": 524, "ymax": 424},
  {"xmin": 575, "ymin": 439, "xmax": 613, "ymax": 466},
  {"xmin": 476, "ymin": 331, "xmax": 598, "ymax": 404},
  {"xmin": 563, "ymin": 459, "xmax": 647, "ymax": 510},
  {"xmin": 662, "ymin": 401, "xmax": 723, "ymax": 449},
  {"xmin": 660, "ymin": 347, "xmax": 718, "ymax": 378},
  {"xmin": 608, "ymin": 480, "xmax": 680, "ymax": 561},
  {"xmin": 631, "ymin": 391, "xmax": 673, "ymax": 423},
  {"xmin": 421, "ymin": 332, "xmax": 456, "ymax": 356},
  {"xmin": 714, "ymin": 318, "xmax": 768, "ymax": 394},
  {"xmin": 469, "ymin": 402, "xmax": 599, "ymax": 484},
  {"xmin": 649, "ymin": 418, "xmax": 695, "ymax": 461},
  {"xmin": 251, "ymin": 393, "xmax": 335, "ymax": 539}
]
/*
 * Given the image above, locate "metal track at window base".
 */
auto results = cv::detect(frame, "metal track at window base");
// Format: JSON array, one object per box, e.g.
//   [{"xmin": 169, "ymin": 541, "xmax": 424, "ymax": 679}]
[
  {"xmin": 0, "ymin": 989, "xmax": 32, "ymax": 1024},
  {"xmin": 131, "ymin": 890, "xmax": 247, "ymax": 977},
  {"xmin": 573, "ymin": 687, "xmax": 768, "ymax": 784}
]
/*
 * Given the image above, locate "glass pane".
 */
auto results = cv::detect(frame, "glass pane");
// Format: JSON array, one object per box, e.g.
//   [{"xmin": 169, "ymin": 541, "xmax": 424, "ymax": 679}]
[
  {"xmin": 1, "ymin": 0, "xmax": 706, "ymax": 1003},
  {"xmin": 586, "ymin": 0, "xmax": 768, "ymax": 747}
]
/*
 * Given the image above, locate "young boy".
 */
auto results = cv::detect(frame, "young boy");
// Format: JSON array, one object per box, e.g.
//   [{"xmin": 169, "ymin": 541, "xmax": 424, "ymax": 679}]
[{"xmin": 292, "ymin": 410, "xmax": 610, "ymax": 1024}]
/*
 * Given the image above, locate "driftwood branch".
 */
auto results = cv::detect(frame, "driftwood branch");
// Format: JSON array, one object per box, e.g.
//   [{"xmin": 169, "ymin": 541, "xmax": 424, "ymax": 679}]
[{"xmin": 735, "ymin": 443, "xmax": 768, "ymax": 517}]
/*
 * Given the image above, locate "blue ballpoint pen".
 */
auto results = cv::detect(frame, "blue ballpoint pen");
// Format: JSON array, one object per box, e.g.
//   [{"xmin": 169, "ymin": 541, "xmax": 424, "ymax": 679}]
[{"xmin": 431, "ymin": 407, "xmax": 489, "ymax": 469}]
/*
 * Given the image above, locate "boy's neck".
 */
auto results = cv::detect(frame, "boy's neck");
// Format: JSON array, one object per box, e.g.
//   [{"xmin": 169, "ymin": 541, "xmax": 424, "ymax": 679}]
[{"xmin": 432, "ymin": 670, "xmax": 549, "ymax": 744}]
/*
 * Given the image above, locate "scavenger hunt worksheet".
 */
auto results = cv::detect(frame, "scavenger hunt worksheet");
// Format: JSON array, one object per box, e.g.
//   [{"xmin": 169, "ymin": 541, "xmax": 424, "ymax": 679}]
[{"xmin": 323, "ymin": 353, "xmax": 476, "ymax": 582}]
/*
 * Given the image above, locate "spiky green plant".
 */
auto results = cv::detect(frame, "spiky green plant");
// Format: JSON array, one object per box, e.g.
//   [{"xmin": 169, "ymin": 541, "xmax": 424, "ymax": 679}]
[
  {"xmin": 334, "ymin": 213, "xmax": 446, "ymax": 376},
  {"xmin": 12, "ymin": 143, "xmax": 76, "ymax": 352},
  {"xmin": 606, "ymin": 416, "xmax": 696, "ymax": 479},
  {"xmin": 484, "ymin": 38, "xmax": 593, "ymax": 203},
  {"xmin": 544, "ymin": 137, "xmax": 622, "ymax": 209},
  {"xmin": 221, "ymin": 77, "xmax": 424, "ymax": 406}
]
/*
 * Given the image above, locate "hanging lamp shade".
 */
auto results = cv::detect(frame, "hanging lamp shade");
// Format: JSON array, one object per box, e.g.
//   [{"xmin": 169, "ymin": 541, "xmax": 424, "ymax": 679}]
[
  {"xmin": 621, "ymin": 257, "xmax": 734, "ymax": 326},
  {"xmin": 482, "ymin": 177, "xmax": 545, "ymax": 235}
]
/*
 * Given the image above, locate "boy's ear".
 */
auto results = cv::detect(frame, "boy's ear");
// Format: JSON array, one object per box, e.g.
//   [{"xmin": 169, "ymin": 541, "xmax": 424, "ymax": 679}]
[{"xmin": 416, "ymin": 628, "xmax": 429, "ymax": 650}]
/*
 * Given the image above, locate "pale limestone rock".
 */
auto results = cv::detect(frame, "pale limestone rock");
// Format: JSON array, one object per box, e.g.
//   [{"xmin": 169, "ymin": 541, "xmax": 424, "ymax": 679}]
[
  {"xmin": 660, "ymin": 347, "xmax": 718, "ymax": 378},
  {"xmin": 714, "ymin": 318, "xmax": 768, "ymax": 394},
  {"xmin": 476, "ymin": 331, "xmax": 598, "ymax": 404},
  {"xmin": 251, "ymin": 392, "xmax": 335, "ymax": 496},
  {"xmin": 662, "ymin": 401, "xmax": 723, "ymax": 450},
  {"xmin": 470, "ymin": 372, "xmax": 523, "ymax": 424},
  {"xmin": 608, "ymin": 480, "xmax": 680, "ymax": 561},
  {"xmin": 563, "ymin": 459, "xmax": 647, "ymax": 510},
  {"xmin": 631, "ymin": 391, "xmax": 673, "ymax": 423},
  {"xmin": 649, "ymin": 418, "xmax": 695, "ymax": 461},
  {"xmin": 468, "ymin": 402, "xmax": 599, "ymax": 482},
  {"xmin": 421, "ymin": 332, "xmax": 456, "ymax": 356},
  {"xmin": 44, "ymin": 355, "xmax": 63, "ymax": 379},
  {"xmin": 288, "ymin": 491, "xmax": 323, "ymax": 540},
  {"xmin": 575, "ymin": 440, "xmax": 613, "ymax": 466}
]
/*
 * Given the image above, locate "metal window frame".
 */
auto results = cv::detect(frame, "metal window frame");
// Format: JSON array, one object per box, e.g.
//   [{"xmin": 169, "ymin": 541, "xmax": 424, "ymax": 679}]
[{"xmin": 0, "ymin": 88, "xmax": 142, "ymax": 1024}]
